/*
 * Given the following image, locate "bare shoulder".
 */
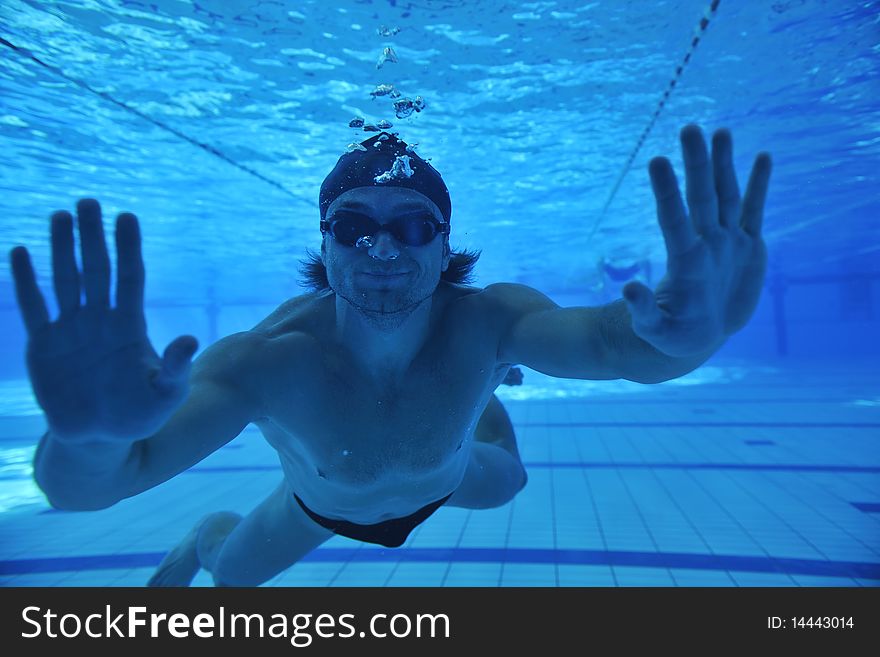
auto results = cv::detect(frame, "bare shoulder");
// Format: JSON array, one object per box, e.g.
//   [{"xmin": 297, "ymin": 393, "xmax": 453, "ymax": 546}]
[
  {"xmin": 190, "ymin": 330, "xmax": 275, "ymax": 382},
  {"xmin": 192, "ymin": 294, "xmax": 327, "ymax": 386},
  {"xmin": 468, "ymin": 283, "xmax": 560, "ymax": 322},
  {"xmin": 480, "ymin": 283, "xmax": 559, "ymax": 305},
  {"xmin": 440, "ymin": 283, "xmax": 561, "ymax": 365},
  {"xmin": 251, "ymin": 291, "xmax": 330, "ymax": 335}
]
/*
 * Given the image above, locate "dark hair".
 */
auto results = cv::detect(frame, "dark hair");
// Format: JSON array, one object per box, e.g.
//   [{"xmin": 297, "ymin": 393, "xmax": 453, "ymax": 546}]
[{"xmin": 298, "ymin": 247, "xmax": 481, "ymax": 292}]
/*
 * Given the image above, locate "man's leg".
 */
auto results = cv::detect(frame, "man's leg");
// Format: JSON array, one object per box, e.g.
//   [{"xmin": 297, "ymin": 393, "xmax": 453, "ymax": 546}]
[
  {"xmin": 474, "ymin": 392, "xmax": 523, "ymax": 460},
  {"xmin": 447, "ymin": 394, "xmax": 527, "ymax": 510},
  {"xmin": 148, "ymin": 478, "xmax": 333, "ymax": 587}
]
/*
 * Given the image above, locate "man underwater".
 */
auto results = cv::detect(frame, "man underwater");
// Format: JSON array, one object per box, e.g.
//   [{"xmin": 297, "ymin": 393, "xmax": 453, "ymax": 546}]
[{"xmin": 10, "ymin": 125, "xmax": 771, "ymax": 586}]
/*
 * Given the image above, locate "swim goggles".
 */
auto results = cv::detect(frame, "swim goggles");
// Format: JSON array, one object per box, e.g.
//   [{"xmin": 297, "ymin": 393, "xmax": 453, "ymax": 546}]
[{"xmin": 320, "ymin": 210, "xmax": 449, "ymax": 248}]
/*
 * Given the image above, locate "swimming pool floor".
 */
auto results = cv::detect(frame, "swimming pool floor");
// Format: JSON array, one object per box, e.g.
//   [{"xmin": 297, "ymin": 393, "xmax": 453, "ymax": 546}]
[{"xmin": 0, "ymin": 364, "xmax": 878, "ymax": 586}]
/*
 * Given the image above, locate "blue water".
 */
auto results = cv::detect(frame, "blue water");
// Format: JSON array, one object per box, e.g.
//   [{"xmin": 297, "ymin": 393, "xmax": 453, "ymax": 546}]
[{"xmin": 0, "ymin": 0, "xmax": 878, "ymax": 586}]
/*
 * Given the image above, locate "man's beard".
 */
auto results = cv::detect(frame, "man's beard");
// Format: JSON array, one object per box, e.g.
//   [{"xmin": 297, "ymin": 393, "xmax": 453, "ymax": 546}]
[{"xmin": 332, "ymin": 281, "xmax": 436, "ymax": 329}]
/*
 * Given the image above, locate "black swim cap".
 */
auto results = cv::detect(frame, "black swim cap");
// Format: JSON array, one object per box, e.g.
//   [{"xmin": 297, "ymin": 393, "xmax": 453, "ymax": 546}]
[{"xmin": 319, "ymin": 132, "xmax": 451, "ymax": 226}]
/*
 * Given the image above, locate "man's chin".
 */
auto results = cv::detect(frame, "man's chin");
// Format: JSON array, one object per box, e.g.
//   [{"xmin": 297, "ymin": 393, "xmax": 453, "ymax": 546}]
[
  {"xmin": 331, "ymin": 280, "xmax": 437, "ymax": 318},
  {"xmin": 356, "ymin": 296, "xmax": 414, "ymax": 316},
  {"xmin": 353, "ymin": 288, "xmax": 435, "ymax": 317}
]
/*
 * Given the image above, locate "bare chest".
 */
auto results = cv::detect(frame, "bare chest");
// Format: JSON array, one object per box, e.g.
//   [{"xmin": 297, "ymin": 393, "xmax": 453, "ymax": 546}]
[{"xmin": 261, "ymin": 326, "xmax": 505, "ymax": 485}]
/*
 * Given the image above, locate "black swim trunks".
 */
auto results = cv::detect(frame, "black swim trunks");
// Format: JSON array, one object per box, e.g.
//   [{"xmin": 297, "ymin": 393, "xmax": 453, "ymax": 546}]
[{"xmin": 294, "ymin": 493, "xmax": 453, "ymax": 548}]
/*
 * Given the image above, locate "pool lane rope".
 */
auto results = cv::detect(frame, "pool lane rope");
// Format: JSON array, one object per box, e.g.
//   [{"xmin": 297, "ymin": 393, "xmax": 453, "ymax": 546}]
[
  {"xmin": 585, "ymin": 0, "xmax": 722, "ymax": 245},
  {"xmin": 0, "ymin": 35, "xmax": 312, "ymax": 205}
]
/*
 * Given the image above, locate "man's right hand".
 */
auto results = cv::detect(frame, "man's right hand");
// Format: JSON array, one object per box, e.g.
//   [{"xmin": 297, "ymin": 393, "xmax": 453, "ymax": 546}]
[{"xmin": 10, "ymin": 198, "xmax": 198, "ymax": 443}]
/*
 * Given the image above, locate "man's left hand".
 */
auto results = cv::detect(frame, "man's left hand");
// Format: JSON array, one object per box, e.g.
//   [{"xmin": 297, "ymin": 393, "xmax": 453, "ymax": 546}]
[{"xmin": 622, "ymin": 124, "xmax": 773, "ymax": 358}]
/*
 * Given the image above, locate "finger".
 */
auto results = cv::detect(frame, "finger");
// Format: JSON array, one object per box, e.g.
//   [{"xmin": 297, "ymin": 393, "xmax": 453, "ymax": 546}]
[
  {"xmin": 77, "ymin": 198, "xmax": 111, "ymax": 308},
  {"xmin": 622, "ymin": 281, "xmax": 663, "ymax": 336},
  {"xmin": 50, "ymin": 210, "xmax": 81, "ymax": 315},
  {"xmin": 153, "ymin": 335, "xmax": 199, "ymax": 394},
  {"xmin": 711, "ymin": 128, "xmax": 740, "ymax": 228},
  {"xmin": 115, "ymin": 212, "xmax": 144, "ymax": 314},
  {"xmin": 649, "ymin": 156, "xmax": 698, "ymax": 256},
  {"xmin": 741, "ymin": 152, "xmax": 772, "ymax": 237},
  {"xmin": 681, "ymin": 124, "xmax": 720, "ymax": 236},
  {"xmin": 10, "ymin": 246, "xmax": 50, "ymax": 336}
]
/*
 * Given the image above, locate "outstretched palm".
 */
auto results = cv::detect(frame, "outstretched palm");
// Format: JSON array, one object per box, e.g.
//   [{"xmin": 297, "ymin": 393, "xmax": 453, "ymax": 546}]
[
  {"xmin": 623, "ymin": 125, "xmax": 773, "ymax": 358},
  {"xmin": 10, "ymin": 199, "xmax": 198, "ymax": 442}
]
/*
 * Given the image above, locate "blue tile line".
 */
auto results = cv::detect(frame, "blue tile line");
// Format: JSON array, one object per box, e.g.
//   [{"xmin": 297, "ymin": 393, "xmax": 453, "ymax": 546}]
[
  {"xmin": 719, "ymin": 452, "xmax": 880, "ymax": 562},
  {"xmin": 709, "ymin": 466, "xmax": 841, "ymax": 571},
  {"xmin": 548, "ymin": 440, "xmax": 560, "ymax": 587},
  {"xmin": 1, "ymin": 548, "xmax": 878, "ymax": 580},
  {"xmin": 2, "ymin": 418, "xmax": 878, "ymax": 445},
  {"xmin": 325, "ymin": 538, "xmax": 367, "ymax": 587},
  {"xmin": 575, "ymin": 426, "xmax": 619, "ymax": 586},
  {"xmin": 651, "ymin": 437, "xmax": 798, "ymax": 584},
  {"xmin": 189, "ymin": 463, "xmax": 880, "ymax": 473},
  {"xmin": 438, "ymin": 505, "xmax": 477, "ymax": 587},
  {"xmin": 518, "ymin": 422, "xmax": 880, "ymax": 428},
  {"xmin": 8, "ymin": 462, "xmax": 880, "ymax": 486},
  {"xmin": 851, "ymin": 502, "xmax": 880, "ymax": 513},
  {"xmin": 7, "ymin": 462, "xmax": 880, "ymax": 485},
  {"xmin": 618, "ymin": 429, "xmax": 736, "ymax": 586},
  {"xmin": 602, "ymin": 449, "xmax": 671, "ymax": 583}
]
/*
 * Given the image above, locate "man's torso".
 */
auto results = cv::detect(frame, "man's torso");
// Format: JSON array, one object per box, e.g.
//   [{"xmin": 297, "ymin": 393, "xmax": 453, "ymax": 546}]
[{"xmin": 237, "ymin": 283, "xmax": 513, "ymax": 523}]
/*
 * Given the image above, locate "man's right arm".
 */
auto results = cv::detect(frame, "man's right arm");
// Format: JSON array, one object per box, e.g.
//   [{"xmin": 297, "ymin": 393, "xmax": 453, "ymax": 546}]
[{"xmin": 33, "ymin": 332, "xmax": 265, "ymax": 510}]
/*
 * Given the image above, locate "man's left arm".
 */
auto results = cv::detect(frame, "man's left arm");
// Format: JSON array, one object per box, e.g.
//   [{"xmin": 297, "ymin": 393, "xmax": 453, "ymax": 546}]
[
  {"xmin": 495, "ymin": 125, "xmax": 773, "ymax": 384},
  {"xmin": 492, "ymin": 289, "xmax": 716, "ymax": 384}
]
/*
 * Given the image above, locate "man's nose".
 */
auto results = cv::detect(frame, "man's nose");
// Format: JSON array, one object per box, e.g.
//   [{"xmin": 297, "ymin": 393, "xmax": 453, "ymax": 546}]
[{"xmin": 367, "ymin": 230, "xmax": 400, "ymax": 261}]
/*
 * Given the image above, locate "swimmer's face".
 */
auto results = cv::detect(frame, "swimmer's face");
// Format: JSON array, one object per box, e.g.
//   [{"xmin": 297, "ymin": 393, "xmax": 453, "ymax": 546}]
[{"xmin": 321, "ymin": 187, "xmax": 451, "ymax": 316}]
